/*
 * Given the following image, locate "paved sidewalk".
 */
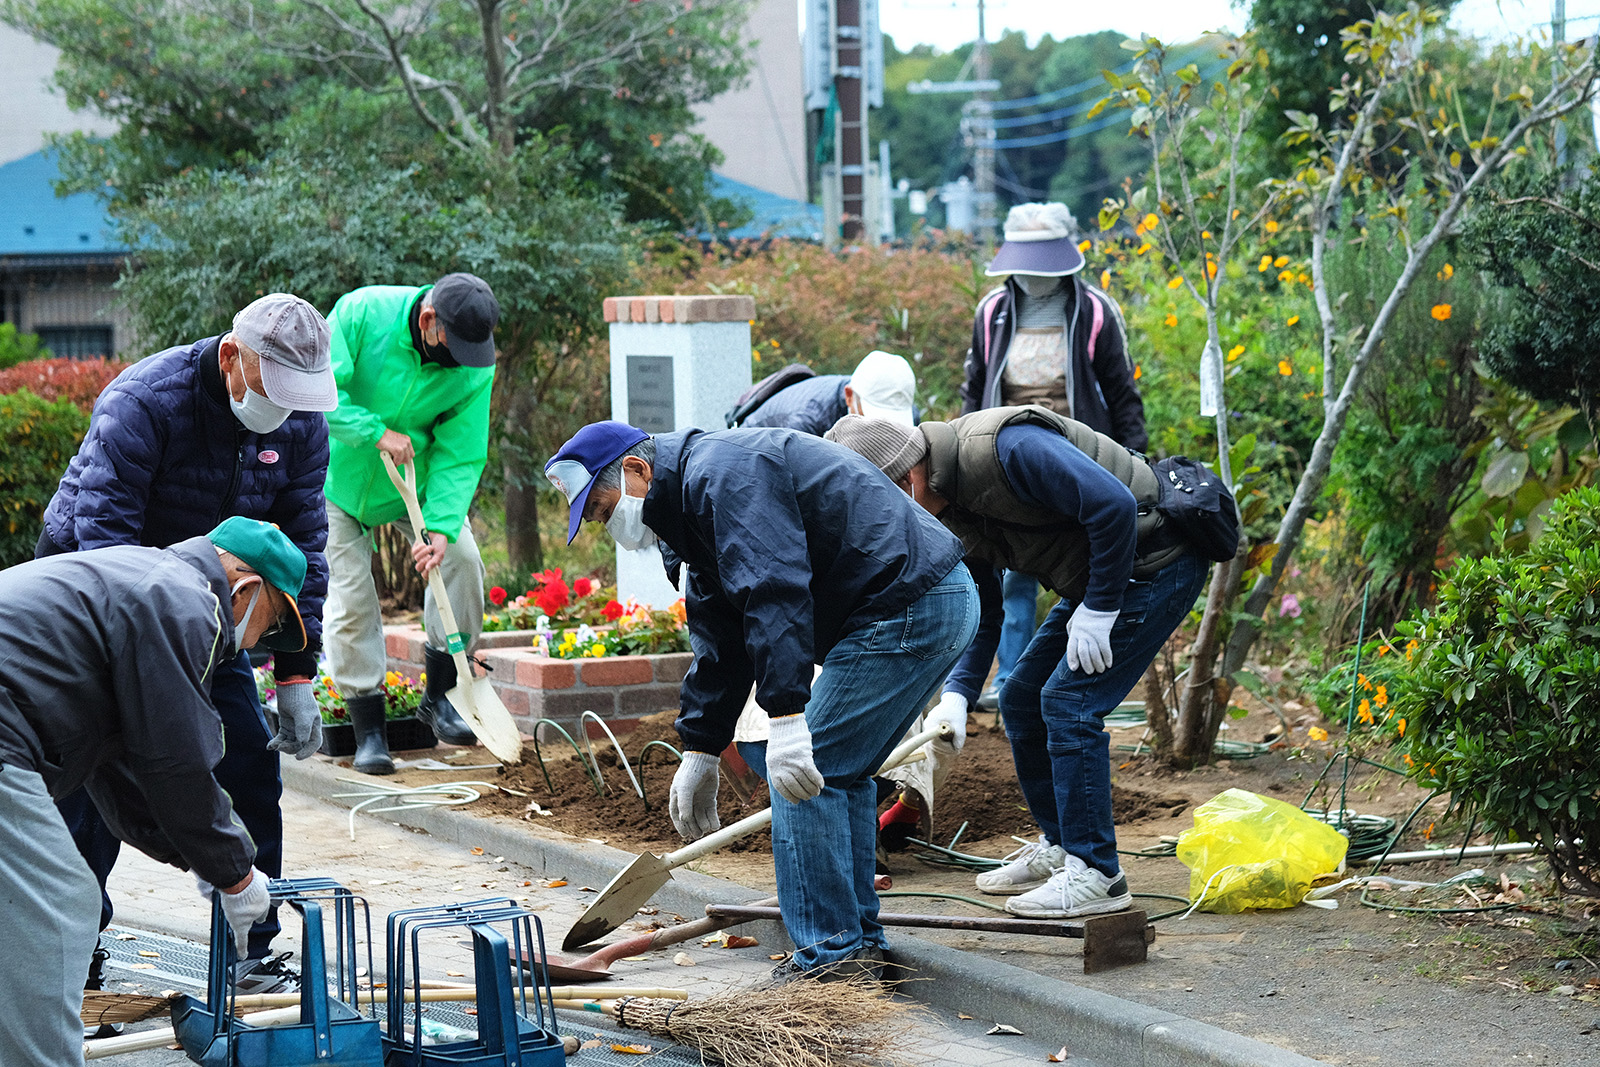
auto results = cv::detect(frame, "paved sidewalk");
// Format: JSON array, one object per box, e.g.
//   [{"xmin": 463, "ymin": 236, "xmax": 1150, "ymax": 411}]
[{"xmin": 97, "ymin": 788, "xmax": 1083, "ymax": 1066}]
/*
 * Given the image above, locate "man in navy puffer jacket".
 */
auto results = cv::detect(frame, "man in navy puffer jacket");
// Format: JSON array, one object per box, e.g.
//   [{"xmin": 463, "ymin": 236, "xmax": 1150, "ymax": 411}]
[{"xmin": 38, "ymin": 294, "xmax": 337, "ymax": 1005}]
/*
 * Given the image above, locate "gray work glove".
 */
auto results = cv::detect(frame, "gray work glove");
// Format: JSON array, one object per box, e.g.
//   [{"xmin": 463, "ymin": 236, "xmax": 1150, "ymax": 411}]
[
  {"xmin": 266, "ymin": 680, "xmax": 324, "ymax": 760},
  {"xmin": 204, "ymin": 867, "xmax": 272, "ymax": 957},
  {"xmin": 766, "ymin": 713, "xmax": 825, "ymax": 804},
  {"xmin": 1065, "ymin": 604, "xmax": 1119, "ymax": 675},
  {"xmin": 668, "ymin": 750, "xmax": 722, "ymax": 842}
]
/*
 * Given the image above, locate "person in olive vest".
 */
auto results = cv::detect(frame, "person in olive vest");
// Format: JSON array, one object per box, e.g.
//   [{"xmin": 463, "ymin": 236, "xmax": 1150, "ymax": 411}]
[{"xmin": 826, "ymin": 406, "xmax": 1205, "ymax": 918}]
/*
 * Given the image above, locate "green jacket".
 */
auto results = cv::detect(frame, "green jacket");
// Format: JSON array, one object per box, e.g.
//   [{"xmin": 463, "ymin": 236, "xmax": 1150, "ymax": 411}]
[{"xmin": 324, "ymin": 285, "xmax": 495, "ymax": 539}]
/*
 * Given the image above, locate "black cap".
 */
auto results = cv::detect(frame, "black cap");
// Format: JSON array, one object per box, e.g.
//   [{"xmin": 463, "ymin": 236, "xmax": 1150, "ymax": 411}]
[{"xmin": 431, "ymin": 273, "xmax": 500, "ymax": 367}]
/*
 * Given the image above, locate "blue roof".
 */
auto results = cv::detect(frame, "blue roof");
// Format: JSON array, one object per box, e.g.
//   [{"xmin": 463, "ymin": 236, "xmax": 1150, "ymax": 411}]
[
  {"xmin": 0, "ymin": 150, "xmax": 124, "ymax": 255},
  {"xmin": 707, "ymin": 172, "xmax": 821, "ymax": 241}
]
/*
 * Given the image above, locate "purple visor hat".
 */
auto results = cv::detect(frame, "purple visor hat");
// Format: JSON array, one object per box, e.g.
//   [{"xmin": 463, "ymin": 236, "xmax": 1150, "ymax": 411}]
[
  {"xmin": 985, "ymin": 201, "xmax": 1086, "ymax": 278},
  {"xmin": 545, "ymin": 421, "xmax": 651, "ymax": 544}
]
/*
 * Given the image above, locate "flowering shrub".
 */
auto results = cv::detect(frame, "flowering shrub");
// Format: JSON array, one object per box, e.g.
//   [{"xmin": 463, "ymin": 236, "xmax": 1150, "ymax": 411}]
[
  {"xmin": 1304, "ymin": 634, "xmax": 1410, "ymax": 743},
  {"xmin": 255, "ymin": 656, "xmax": 423, "ymax": 724},
  {"xmin": 0, "ymin": 358, "xmax": 130, "ymax": 412},
  {"xmin": 483, "ymin": 568, "xmax": 619, "ymax": 631},
  {"xmin": 0, "ymin": 389, "xmax": 90, "ymax": 567},
  {"xmin": 531, "ymin": 599, "xmax": 690, "ymax": 659}
]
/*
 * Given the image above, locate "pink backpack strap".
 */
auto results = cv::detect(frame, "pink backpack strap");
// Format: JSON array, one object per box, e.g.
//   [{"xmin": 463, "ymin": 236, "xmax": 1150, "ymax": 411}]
[
  {"xmin": 980, "ymin": 288, "xmax": 1004, "ymax": 360},
  {"xmin": 1086, "ymin": 288, "xmax": 1106, "ymax": 362}
]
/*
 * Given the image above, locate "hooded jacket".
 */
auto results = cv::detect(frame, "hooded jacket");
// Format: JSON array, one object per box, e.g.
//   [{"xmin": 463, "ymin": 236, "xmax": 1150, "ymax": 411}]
[
  {"xmin": 961, "ymin": 275, "xmax": 1148, "ymax": 451},
  {"xmin": 324, "ymin": 285, "xmax": 495, "ymax": 538},
  {"xmin": 641, "ymin": 427, "xmax": 965, "ymax": 755},
  {"xmin": 0, "ymin": 538, "xmax": 257, "ymax": 889},
  {"xmin": 41, "ymin": 337, "xmax": 329, "ymax": 677}
]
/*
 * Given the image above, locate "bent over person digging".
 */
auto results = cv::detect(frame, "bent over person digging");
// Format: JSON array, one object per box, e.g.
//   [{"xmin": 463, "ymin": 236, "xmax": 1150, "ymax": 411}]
[
  {"xmin": 547, "ymin": 420, "xmax": 978, "ymax": 981},
  {"xmin": 0, "ymin": 518, "xmax": 306, "ymax": 1065}
]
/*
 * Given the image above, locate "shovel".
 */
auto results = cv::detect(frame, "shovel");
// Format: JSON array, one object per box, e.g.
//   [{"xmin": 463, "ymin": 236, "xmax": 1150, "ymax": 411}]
[
  {"xmin": 380, "ymin": 453, "xmax": 523, "ymax": 765},
  {"xmin": 563, "ymin": 723, "xmax": 952, "ymax": 951}
]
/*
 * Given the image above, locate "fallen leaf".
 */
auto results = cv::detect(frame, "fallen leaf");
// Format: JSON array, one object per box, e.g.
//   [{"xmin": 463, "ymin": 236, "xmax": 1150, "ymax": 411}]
[
  {"xmin": 130, "ymin": 963, "xmax": 155, "ymax": 970},
  {"xmin": 958, "ymin": 1014, "xmax": 973, "ymax": 1020},
  {"xmin": 769, "ymin": 954, "xmax": 788, "ymax": 961},
  {"xmin": 446, "ymin": 971, "xmax": 466, "ymax": 978},
  {"xmin": 724, "ymin": 935, "xmax": 760, "ymax": 949},
  {"xmin": 610, "ymin": 1044, "xmax": 653, "ymax": 1055},
  {"xmin": 1048, "ymin": 1047, "xmax": 1071, "ymax": 1062},
  {"xmin": 463, "ymin": 1007, "xmax": 477, "ymax": 1016},
  {"xmin": 578, "ymin": 886, "xmax": 598, "ymax": 893},
  {"xmin": 987, "ymin": 1024, "xmax": 1024, "ymax": 1036},
  {"xmin": 637, "ymin": 907, "xmax": 659, "ymax": 916},
  {"xmin": 580, "ymin": 1040, "xmax": 603, "ymax": 1050},
  {"xmin": 137, "ymin": 950, "xmax": 161, "ymax": 958},
  {"xmin": 544, "ymin": 880, "xmax": 568, "ymax": 889},
  {"xmin": 471, "ymin": 847, "xmax": 485, "ymax": 856},
  {"xmin": 672, "ymin": 952, "xmax": 696, "ymax": 967},
  {"xmin": 114, "ymin": 933, "xmax": 138, "ymax": 941},
  {"xmin": 521, "ymin": 881, "xmax": 533, "ymax": 887}
]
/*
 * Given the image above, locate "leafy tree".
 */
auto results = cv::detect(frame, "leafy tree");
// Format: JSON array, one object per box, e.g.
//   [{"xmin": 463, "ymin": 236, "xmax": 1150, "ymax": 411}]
[
  {"xmin": 0, "ymin": 323, "xmax": 49, "ymax": 370},
  {"xmin": 1460, "ymin": 168, "xmax": 1600, "ymax": 438}
]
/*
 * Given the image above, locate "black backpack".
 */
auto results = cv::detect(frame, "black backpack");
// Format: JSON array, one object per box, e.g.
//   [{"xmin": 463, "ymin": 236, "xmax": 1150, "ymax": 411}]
[
  {"xmin": 1150, "ymin": 456, "xmax": 1242, "ymax": 563},
  {"xmin": 724, "ymin": 363, "xmax": 817, "ymax": 428}
]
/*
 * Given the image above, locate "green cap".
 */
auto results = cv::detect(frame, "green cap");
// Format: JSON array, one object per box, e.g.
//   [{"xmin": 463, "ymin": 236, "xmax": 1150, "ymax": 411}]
[{"xmin": 207, "ymin": 516, "xmax": 309, "ymax": 652}]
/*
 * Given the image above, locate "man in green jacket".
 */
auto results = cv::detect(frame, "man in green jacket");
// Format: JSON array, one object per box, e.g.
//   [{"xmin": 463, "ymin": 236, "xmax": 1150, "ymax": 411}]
[{"xmin": 322, "ymin": 273, "xmax": 500, "ymax": 774}]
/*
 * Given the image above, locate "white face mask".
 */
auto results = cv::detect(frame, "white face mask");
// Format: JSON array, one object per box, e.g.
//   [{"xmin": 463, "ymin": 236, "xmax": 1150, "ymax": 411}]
[
  {"xmin": 230, "ymin": 383, "xmax": 293, "ymax": 434},
  {"xmin": 231, "ymin": 577, "xmax": 263, "ymax": 651},
  {"xmin": 606, "ymin": 481, "xmax": 657, "ymax": 552},
  {"xmin": 1016, "ymin": 274, "xmax": 1065, "ymax": 299}
]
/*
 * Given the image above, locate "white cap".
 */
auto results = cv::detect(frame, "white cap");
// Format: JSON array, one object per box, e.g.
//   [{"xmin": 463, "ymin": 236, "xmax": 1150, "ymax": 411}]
[{"xmin": 849, "ymin": 351, "xmax": 916, "ymax": 425}]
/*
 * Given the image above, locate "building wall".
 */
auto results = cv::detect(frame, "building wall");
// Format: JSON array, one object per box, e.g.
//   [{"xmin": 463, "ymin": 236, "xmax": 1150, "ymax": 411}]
[
  {"xmin": 0, "ymin": 25, "xmax": 116, "ymax": 167},
  {"xmin": 693, "ymin": 0, "xmax": 808, "ymax": 204},
  {"xmin": 2, "ymin": 263, "xmax": 131, "ymax": 358}
]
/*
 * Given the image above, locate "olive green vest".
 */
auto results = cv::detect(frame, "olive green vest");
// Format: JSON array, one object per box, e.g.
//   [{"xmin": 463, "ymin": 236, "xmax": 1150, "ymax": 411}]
[{"xmin": 922, "ymin": 406, "xmax": 1182, "ymax": 600}]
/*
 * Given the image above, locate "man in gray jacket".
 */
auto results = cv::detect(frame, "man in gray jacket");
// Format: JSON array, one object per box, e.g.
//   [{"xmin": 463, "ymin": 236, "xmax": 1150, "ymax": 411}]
[{"xmin": 0, "ymin": 517, "xmax": 306, "ymax": 1065}]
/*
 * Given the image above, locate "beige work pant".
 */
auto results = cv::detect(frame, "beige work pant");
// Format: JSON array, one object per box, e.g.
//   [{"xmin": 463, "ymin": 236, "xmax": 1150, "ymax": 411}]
[{"xmin": 324, "ymin": 500, "xmax": 486, "ymax": 696}]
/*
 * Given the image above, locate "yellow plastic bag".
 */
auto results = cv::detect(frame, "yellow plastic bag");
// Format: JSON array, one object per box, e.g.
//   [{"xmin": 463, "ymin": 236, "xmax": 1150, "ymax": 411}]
[{"xmin": 1175, "ymin": 788, "xmax": 1349, "ymax": 913}]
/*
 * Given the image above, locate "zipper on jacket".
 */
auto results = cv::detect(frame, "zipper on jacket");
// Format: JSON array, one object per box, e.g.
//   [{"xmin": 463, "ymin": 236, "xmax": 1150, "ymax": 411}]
[{"xmin": 218, "ymin": 428, "xmax": 245, "ymax": 525}]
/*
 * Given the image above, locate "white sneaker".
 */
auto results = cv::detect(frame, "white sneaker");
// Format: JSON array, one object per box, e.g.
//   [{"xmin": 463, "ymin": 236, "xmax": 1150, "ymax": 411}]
[
  {"xmin": 1005, "ymin": 858, "xmax": 1133, "ymax": 918},
  {"xmin": 974, "ymin": 836, "xmax": 1068, "ymax": 895}
]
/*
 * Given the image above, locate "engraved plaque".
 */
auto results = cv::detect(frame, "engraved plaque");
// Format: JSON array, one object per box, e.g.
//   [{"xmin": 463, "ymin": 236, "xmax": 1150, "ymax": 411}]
[{"xmin": 627, "ymin": 355, "xmax": 675, "ymax": 433}]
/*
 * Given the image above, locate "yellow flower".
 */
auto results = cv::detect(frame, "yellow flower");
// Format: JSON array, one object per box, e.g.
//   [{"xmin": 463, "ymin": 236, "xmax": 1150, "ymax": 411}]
[
  {"xmin": 1437, "ymin": 263, "xmax": 1453, "ymax": 280},
  {"xmin": 1286, "ymin": 315, "xmax": 1299, "ymax": 326},
  {"xmin": 1359, "ymin": 698, "xmax": 1371, "ymax": 717},
  {"xmin": 1142, "ymin": 213, "xmax": 1159, "ymax": 231},
  {"xmin": 770, "ymin": 338, "xmax": 780, "ymax": 347},
  {"xmin": 1079, "ymin": 239, "xmax": 1092, "ymax": 253},
  {"xmin": 1136, "ymin": 243, "xmax": 1151, "ymax": 255},
  {"xmin": 1396, "ymin": 717, "xmax": 1407, "ymax": 737},
  {"xmin": 1278, "ymin": 360, "xmax": 1293, "ymax": 376},
  {"xmin": 1273, "ymin": 255, "xmax": 1290, "ymax": 268},
  {"xmin": 1374, "ymin": 684, "xmax": 1388, "ymax": 708},
  {"xmin": 1167, "ymin": 276, "xmax": 1184, "ymax": 290},
  {"xmin": 1258, "ymin": 255, "xmax": 1272, "ymax": 272},
  {"xmin": 1265, "ymin": 220, "xmax": 1279, "ymax": 233},
  {"xmin": 1227, "ymin": 344, "xmax": 1244, "ymax": 360},
  {"xmin": 1164, "ymin": 313, "xmax": 1178, "ymax": 327},
  {"xmin": 1201, "ymin": 230, "xmax": 1212, "ymax": 239},
  {"xmin": 1133, "ymin": 364, "xmax": 1142, "ymax": 380},
  {"xmin": 1431, "ymin": 304, "xmax": 1452, "ymax": 321},
  {"xmin": 1403, "ymin": 753, "xmax": 1415, "ymax": 768},
  {"xmin": 1308, "ymin": 726, "xmax": 1329, "ymax": 741},
  {"xmin": 1205, "ymin": 261, "xmax": 1218, "ymax": 279},
  {"xmin": 1359, "ymin": 673, "xmax": 1371, "ymax": 690},
  {"xmin": 1297, "ymin": 272, "xmax": 1311, "ymax": 286},
  {"xmin": 1100, "ymin": 269, "xmax": 1111, "ymax": 289},
  {"xmin": 1277, "ymin": 270, "xmax": 1294, "ymax": 283}
]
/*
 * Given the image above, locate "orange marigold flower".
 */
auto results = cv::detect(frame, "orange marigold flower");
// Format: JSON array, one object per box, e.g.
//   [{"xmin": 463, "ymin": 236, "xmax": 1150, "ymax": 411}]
[
  {"xmin": 1278, "ymin": 360, "xmax": 1293, "ymax": 376},
  {"xmin": 1431, "ymin": 304, "xmax": 1452, "ymax": 320},
  {"xmin": 1164, "ymin": 313, "xmax": 1178, "ymax": 327}
]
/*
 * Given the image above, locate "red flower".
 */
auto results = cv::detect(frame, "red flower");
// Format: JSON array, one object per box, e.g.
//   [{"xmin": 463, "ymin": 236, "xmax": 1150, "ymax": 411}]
[
  {"xmin": 574, "ymin": 577, "xmax": 594, "ymax": 598},
  {"xmin": 534, "ymin": 576, "xmax": 570, "ymax": 617},
  {"xmin": 488, "ymin": 585, "xmax": 508, "ymax": 606},
  {"xmin": 533, "ymin": 567, "xmax": 564, "ymax": 588},
  {"xmin": 601, "ymin": 599, "xmax": 625, "ymax": 622}
]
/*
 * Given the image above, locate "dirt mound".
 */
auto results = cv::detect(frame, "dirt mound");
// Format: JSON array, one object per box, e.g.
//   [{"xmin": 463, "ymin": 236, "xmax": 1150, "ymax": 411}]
[{"xmin": 475, "ymin": 711, "xmax": 1189, "ymax": 858}]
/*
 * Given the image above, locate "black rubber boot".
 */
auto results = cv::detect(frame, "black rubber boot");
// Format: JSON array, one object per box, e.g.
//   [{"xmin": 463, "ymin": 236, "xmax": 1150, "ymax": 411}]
[
  {"xmin": 419, "ymin": 645, "xmax": 479, "ymax": 746},
  {"xmin": 348, "ymin": 693, "xmax": 394, "ymax": 775}
]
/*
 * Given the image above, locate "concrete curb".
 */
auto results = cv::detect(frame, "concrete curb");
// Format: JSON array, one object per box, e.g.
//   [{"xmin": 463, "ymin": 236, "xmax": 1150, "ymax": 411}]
[{"xmin": 284, "ymin": 758, "xmax": 1329, "ymax": 1067}]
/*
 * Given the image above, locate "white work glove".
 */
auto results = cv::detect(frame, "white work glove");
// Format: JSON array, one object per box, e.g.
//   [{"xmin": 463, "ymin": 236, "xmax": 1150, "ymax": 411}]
[
  {"xmin": 1065, "ymin": 604, "xmax": 1120, "ymax": 675},
  {"xmin": 266, "ymin": 680, "xmax": 324, "ymax": 760},
  {"xmin": 929, "ymin": 692, "xmax": 970, "ymax": 754},
  {"xmin": 765, "ymin": 713, "xmax": 824, "ymax": 804},
  {"xmin": 213, "ymin": 867, "xmax": 272, "ymax": 957},
  {"xmin": 669, "ymin": 751, "xmax": 722, "ymax": 842}
]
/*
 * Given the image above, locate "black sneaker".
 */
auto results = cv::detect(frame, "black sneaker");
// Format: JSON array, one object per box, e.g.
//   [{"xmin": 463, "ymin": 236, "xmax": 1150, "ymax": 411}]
[
  {"xmin": 767, "ymin": 945, "xmax": 885, "ymax": 986},
  {"xmin": 232, "ymin": 952, "xmax": 301, "ymax": 995},
  {"xmin": 83, "ymin": 941, "xmax": 123, "ymax": 1040}
]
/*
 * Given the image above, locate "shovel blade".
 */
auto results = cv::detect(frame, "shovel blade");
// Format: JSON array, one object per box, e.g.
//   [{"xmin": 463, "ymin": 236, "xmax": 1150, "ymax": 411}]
[
  {"xmin": 445, "ymin": 673, "xmax": 523, "ymax": 765},
  {"xmin": 562, "ymin": 850, "xmax": 674, "ymax": 951}
]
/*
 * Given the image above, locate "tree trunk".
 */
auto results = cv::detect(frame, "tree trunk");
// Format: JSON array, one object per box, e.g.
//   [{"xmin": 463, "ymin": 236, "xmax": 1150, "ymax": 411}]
[
  {"xmin": 1171, "ymin": 554, "xmax": 1238, "ymax": 767},
  {"xmin": 500, "ymin": 381, "xmax": 543, "ymax": 574}
]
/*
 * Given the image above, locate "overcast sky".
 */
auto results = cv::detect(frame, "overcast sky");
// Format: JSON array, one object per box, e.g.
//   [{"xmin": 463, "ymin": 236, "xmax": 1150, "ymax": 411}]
[{"xmin": 871, "ymin": 0, "xmax": 1600, "ymax": 53}]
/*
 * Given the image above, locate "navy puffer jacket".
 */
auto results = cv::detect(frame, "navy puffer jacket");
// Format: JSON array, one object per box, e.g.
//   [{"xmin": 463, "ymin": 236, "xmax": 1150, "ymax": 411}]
[{"xmin": 42, "ymin": 337, "xmax": 330, "ymax": 676}]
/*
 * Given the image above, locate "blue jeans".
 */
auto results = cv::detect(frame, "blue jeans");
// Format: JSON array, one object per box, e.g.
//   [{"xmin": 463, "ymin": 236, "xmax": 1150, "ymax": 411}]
[
  {"xmin": 738, "ymin": 564, "xmax": 978, "ymax": 970},
  {"xmin": 996, "ymin": 570, "xmax": 1040, "ymax": 687},
  {"xmin": 55, "ymin": 651, "xmax": 285, "ymax": 956},
  {"xmin": 999, "ymin": 553, "xmax": 1207, "ymax": 877}
]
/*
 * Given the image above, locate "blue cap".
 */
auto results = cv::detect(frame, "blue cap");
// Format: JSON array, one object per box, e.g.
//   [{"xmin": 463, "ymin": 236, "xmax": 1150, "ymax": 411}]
[{"xmin": 545, "ymin": 421, "xmax": 651, "ymax": 544}]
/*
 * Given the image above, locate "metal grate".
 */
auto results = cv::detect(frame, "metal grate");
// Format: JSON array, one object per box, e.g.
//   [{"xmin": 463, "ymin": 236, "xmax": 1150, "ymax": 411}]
[{"xmin": 101, "ymin": 925, "xmax": 211, "ymax": 989}]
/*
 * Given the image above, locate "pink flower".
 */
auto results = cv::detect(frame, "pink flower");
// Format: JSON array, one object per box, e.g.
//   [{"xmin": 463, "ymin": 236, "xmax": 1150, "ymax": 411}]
[{"xmin": 1279, "ymin": 593, "xmax": 1302, "ymax": 619}]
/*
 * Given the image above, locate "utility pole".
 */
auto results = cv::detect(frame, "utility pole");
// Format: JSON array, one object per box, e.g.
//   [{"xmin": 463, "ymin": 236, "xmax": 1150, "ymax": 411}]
[
  {"xmin": 834, "ymin": 0, "xmax": 869, "ymax": 243},
  {"xmin": 972, "ymin": 0, "xmax": 996, "ymax": 244},
  {"xmin": 1553, "ymin": 0, "xmax": 1568, "ymax": 170}
]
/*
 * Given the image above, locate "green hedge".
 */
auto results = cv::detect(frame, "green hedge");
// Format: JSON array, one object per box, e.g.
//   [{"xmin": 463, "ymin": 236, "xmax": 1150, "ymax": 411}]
[{"xmin": 0, "ymin": 389, "xmax": 89, "ymax": 567}]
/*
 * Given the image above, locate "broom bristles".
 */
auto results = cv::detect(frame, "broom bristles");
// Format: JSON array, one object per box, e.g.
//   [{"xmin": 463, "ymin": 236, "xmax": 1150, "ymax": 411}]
[
  {"xmin": 81, "ymin": 991, "xmax": 183, "ymax": 1026},
  {"xmin": 615, "ymin": 976, "xmax": 920, "ymax": 1067}
]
